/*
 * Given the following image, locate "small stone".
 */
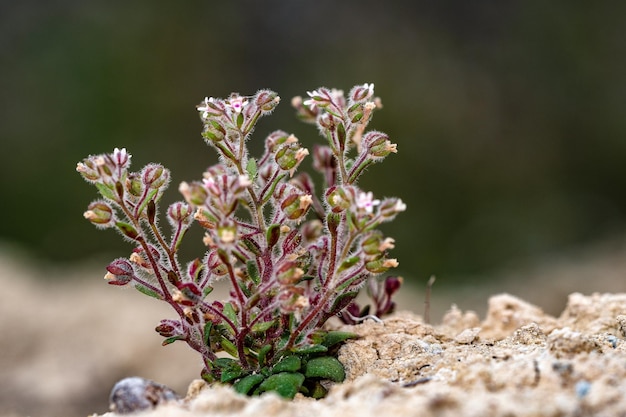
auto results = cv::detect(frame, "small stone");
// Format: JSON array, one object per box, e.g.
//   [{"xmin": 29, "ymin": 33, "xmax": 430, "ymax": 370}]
[
  {"xmin": 454, "ymin": 327, "xmax": 481, "ymax": 344},
  {"xmin": 109, "ymin": 377, "xmax": 180, "ymax": 414}
]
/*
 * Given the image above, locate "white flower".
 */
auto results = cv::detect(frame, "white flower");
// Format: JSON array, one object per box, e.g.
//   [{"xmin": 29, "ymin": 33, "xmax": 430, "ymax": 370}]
[
  {"xmin": 303, "ymin": 90, "xmax": 320, "ymax": 110},
  {"xmin": 363, "ymin": 83, "xmax": 374, "ymax": 96},
  {"xmin": 197, "ymin": 97, "xmax": 214, "ymax": 119},
  {"xmin": 356, "ymin": 191, "xmax": 380, "ymax": 214},
  {"xmin": 112, "ymin": 147, "xmax": 130, "ymax": 167},
  {"xmin": 394, "ymin": 199, "xmax": 407, "ymax": 212},
  {"xmin": 238, "ymin": 174, "xmax": 252, "ymax": 188}
]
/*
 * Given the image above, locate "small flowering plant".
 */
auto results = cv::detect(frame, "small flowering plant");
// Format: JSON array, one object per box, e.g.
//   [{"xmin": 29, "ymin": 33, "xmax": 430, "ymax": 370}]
[{"xmin": 77, "ymin": 84, "xmax": 405, "ymax": 399}]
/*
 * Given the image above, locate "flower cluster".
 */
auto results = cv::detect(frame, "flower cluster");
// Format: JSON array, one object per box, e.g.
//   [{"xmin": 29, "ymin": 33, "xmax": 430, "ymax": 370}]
[{"xmin": 77, "ymin": 84, "xmax": 405, "ymax": 399}]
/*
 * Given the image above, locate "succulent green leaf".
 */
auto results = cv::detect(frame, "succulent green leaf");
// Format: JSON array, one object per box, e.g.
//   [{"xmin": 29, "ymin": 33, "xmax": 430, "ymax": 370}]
[
  {"xmin": 291, "ymin": 344, "xmax": 328, "ymax": 355},
  {"xmin": 257, "ymin": 344, "xmax": 272, "ymax": 368},
  {"xmin": 321, "ymin": 331, "xmax": 359, "ymax": 348},
  {"xmin": 221, "ymin": 364, "xmax": 245, "ymax": 383},
  {"xmin": 271, "ymin": 355, "xmax": 301, "ymax": 374},
  {"xmin": 304, "ymin": 357, "xmax": 346, "ymax": 382},
  {"xmin": 233, "ymin": 374, "xmax": 265, "ymax": 395},
  {"xmin": 214, "ymin": 357, "xmax": 238, "ymax": 368},
  {"xmin": 257, "ymin": 372, "xmax": 305, "ymax": 399}
]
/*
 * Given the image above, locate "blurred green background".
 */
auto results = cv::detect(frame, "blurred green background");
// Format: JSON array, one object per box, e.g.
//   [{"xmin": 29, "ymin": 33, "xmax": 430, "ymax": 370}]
[{"xmin": 2, "ymin": 1, "xmax": 626, "ymax": 284}]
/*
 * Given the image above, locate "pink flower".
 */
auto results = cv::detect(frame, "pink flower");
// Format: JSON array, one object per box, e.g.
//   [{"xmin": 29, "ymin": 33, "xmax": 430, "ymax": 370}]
[{"xmin": 356, "ymin": 191, "xmax": 380, "ymax": 214}]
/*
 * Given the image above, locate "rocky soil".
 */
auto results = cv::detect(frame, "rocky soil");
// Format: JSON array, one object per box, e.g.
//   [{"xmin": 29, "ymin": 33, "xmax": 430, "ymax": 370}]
[{"xmin": 97, "ymin": 292, "xmax": 626, "ymax": 417}]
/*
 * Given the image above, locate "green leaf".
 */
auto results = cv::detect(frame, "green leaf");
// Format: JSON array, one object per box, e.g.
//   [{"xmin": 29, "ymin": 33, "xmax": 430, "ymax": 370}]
[
  {"xmin": 256, "ymin": 372, "xmax": 305, "ymax": 399},
  {"xmin": 214, "ymin": 357, "xmax": 238, "ymax": 368},
  {"xmin": 251, "ymin": 320, "xmax": 277, "ymax": 334},
  {"xmin": 266, "ymin": 224, "xmax": 281, "ymax": 249},
  {"xmin": 321, "ymin": 331, "xmax": 359, "ymax": 348},
  {"xmin": 233, "ymin": 374, "xmax": 265, "ymax": 395},
  {"xmin": 221, "ymin": 365, "xmax": 245, "ymax": 383},
  {"xmin": 291, "ymin": 344, "xmax": 328, "ymax": 355},
  {"xmin": 304, "ymin": 357, "xmax": 346, "ymax": 382},
  {"xmin": 271, "ymin": 355, "xmax": 301, "ymax": 374},
  {"xmin": 246, "ymin": 158, "xmax": 258, "ymax": 180},
  {"xmin": 115, "ymin": 221, "xmax": 139, "ymax": 240},
  {"xmin": 219, "ymin": 335, "xmax": 239, "ymax": 358},
  {"xmin": 257, "ymin": 344, "xmax": 272, "ymax": 368},
  {"xmin": 246, "ymin": 260, "xmax": 261, "ymax": 284},
  {"xmin": 337, "ymin": 256, "xmax": 360, "ymax": 273},
  {"xmin": 135, "ymin": 188, "xmax": 158, "ymax": 218},
  {"xmin": 337, "ymin": 121, "xmax": 347, "ymax": 146},
  {"xmin": 243, "ymin": 239, "xmax": 262, "ymax": 257},
  {"xmin": 161, "ymin": 335, "xmax": 184, "ymax": 346},
  {"xmin": 222, "ymin": 302, "xmax": 239, "ymax": 329},
  {"xmin": 135, "ymin": 284, "xmax": 162, "ymax": 299},
  {"xmin": 203, "ymin": 322, "xmax": 213, "ymax": 347},
  {"xmin": 202, "ymin": 285, "xmax": 213, "ymax": 298},
  {"xmin": 95, "ymin": 182, "xmax": 117, "ymax": 201}
]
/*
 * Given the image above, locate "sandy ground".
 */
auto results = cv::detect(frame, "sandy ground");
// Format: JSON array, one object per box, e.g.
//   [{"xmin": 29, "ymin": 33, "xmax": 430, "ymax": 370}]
[{"xmin": 1, "ymin": 238, "xmax": 626, "ymax": 417}]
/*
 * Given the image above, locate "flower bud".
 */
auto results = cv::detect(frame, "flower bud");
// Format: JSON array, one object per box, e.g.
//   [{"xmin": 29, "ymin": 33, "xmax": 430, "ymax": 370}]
[
  {"xmin": 206, "ymin": 250, "xmax": 228, "ymax": 276},
  {"xmin": 301, "ymin": 219, "xmax": 323, "ymax": 243},
  {"xmin": 276, "ymin": 261, "xmax": 304, "ymax": 285},
  {"xmin": 167, "ymin": 202, "xmax": 192, "ymax": 225},
  {"xmin": 325, "ymin": 186, "xmax": 352, "ymax": 213},
  {"xmin": 76, "ymin": 158, "xmax": 101, "ymax": 182},
  {"xmin": 179, "ymin": 181, "xmax": 208, "ymax": 206},
  {"xmin": 104, "ymin": 258, "xmax": 136, "ymax": 286},
  {"xmin": 280, "ymin": 193, "xmax": 312, "ymax": 221},
  {"xmin": 125, "ymin": 173, "xmax": 143, "ymax": 197},
  {"xmin": 155, "ymin": 319, "xmax": 182, "ymax": 338},
  {"xmin": 264, "ymin": 130, "xmax": 292, "ymax": 153},
  {"xmin": 111, "ymin": 147, "xmax": 131, "ymax": 169},
  {"xmin": 84, "ymin": 201, "xmax": 114, "ymax": 228},
  {"xmin": 362, "ymin": 131, "xmax": 397, "ymax": 161},
  {"xmin": 361, "ymin": 232, "xmax": 384, "ymax": 256},
  {"xmin": 216, "ymin": 219, "xmax": 237, "ymax": 246},
  {"xmin": 378, "ymin": 198, "xmax": 407, "ymax": 219},
  {"xmin": 278, "ymin": 286, "xmax": 308, "ymax": 315},
  {"xmin": 254, "ymin": 89, "xmax": 280, "ymax": 113},
  {"xmin": 141, "ymin": 164, "xmax": 169, "ymax": 189},
  {"xmin": 202, "ymin": 120, "xmax": 226, "ymax": 142},
  {"xmin": 274, "ymin": 137, "xmax": 308, "ymax": 173},
  {"xmin": 349, "ymin": 83, "xmax": 374, "ymax": 103},
  {"xmin": 130, "ymin": 245, "xmax": 161, "ymax": 270}
]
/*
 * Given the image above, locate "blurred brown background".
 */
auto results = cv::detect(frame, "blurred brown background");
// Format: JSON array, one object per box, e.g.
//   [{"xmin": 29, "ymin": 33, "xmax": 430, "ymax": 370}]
[{"xmin": 1, "ymin": 1, "xmax": 626, "ymax": 416}]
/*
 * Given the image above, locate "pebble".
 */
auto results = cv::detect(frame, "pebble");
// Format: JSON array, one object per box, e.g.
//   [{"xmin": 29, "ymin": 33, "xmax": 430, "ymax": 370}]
[{"xmin": 109, "ymin": 377, "xmax": 180, "ymax": 414}]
